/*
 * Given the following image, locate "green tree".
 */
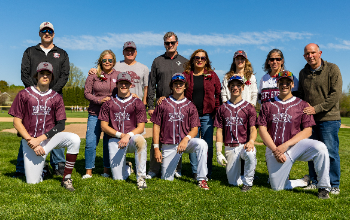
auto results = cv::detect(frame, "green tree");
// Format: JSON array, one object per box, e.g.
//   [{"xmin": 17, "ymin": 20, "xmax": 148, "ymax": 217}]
[
  {"xmin": 64, "ymin": 63, "xmax": 86, "ymax": 88},
  {"xmin": 0, "ymin": 80, "xmax": 9, "ymax": 92}
]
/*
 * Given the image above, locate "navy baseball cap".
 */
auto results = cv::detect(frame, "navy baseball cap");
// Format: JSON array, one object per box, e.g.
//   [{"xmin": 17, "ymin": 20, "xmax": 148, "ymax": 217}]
[
  {"xmin": 116, "ymin": 72, "xmax": 132, "ymax": 83},
  {"xmin": 228, "ymin": 75, "xmax": 244, "ymax": 84},
  {"xmin": 277, "ymin": 70, "xmax": 294, "ymax": 82},
  {"xmin": 171, "ymin": 73, "xmax": 186, "ymax": 83}
]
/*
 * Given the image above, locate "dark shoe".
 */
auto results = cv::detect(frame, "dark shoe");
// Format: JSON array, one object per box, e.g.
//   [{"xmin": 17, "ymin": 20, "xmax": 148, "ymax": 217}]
[
  {"xmin": 318, "ymin": 188, "xmax": 330, "ymax": 199},
  {"xmin": 61, "ymin": 178, "xmax": 75, "ymax": 192},
  {"xmin": 193, "ymin": 173, "xmax": 197, "ymax": 181},
  {"xmin": 54, "ymin": 162, "xmax": 65, "ymax": 177},
  {"xmin": 241, "ymin": 185, "xmax": 252, "ymax": 192},
  {"xmin": 42, "ymin": 162, "xmax": 51, "ymax": 179},
  {"xmin": 12, "ymin": 172, "xmax": 25, "ymax": 178}
]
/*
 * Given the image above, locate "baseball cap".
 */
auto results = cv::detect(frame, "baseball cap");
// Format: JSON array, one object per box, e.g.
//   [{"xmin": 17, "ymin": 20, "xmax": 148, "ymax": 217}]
[
  {"xmin": 171, "ymin": 73, "xmax": 186, "ymax": 83},
  {"xmin": 233, "ymin": 50, "xmax": 247, "ymax": 59},
  {"xmin": 277, "ymin": 70, "xmax": 294, "ymax": 82},
  {"xmin": 228, "ymin": 75, "xmax": 244, "ymax": 84},
  {"xmin": 116, "ymin": 72, "xmax": 132, "ymax": 83},
  {"xmin": 123, "ymin": 41, "xmax": 137, "ymax": 50},
  {"xmin": 39, "ymin": 22, "xmax": 54, "ymax": 31},
  {"xmin": 36, "ymin": 62, "xmax": 53, "ymax": 73}
]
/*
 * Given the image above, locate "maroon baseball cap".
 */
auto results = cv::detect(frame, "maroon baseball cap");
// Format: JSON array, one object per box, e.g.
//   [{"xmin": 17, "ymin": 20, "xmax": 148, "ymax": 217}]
[
  {"xmin": 123, "ymin": 41, "xmax": 137, "ymax": 50},
  {"xmin": 171, "ymin": 73, "xmax": 186, "ymax": 83},
  {"xmin": 277, "ymin": 70, "xmax": 294, "ymax": 82},
  {"xmin": 233, "ymin": 50, "xmax": 247, "ymax": 59},
  {"xmin": 36, "ymin": 62, "xmax": 53, "ymax": 73},
  {"xmin": 116, "ymin": 72, "xmax": 132, "ymax": 83}
]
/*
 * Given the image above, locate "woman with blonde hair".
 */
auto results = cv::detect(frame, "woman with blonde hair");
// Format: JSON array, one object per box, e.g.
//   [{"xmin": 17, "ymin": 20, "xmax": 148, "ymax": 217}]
[
  {"xmin": 83, "ymin": 50, "xmax": 119, "ymax": 179},
  {"xmin": 221, "ymin": 50, "xmax": 258, "ymax": 106}
]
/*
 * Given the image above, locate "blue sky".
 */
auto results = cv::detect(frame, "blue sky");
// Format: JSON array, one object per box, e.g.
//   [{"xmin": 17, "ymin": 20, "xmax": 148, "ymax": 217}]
[{"xmin": 1, "ymin": 0, "xmax": 350, "ymax": 92}]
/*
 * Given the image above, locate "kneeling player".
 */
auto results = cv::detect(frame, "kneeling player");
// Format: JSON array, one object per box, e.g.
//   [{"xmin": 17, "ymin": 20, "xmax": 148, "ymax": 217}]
[
  {"xmin": 99, "ymin": 72, "xmax": 148, "ymax": 190},
  {"xmin": 214, "ymin": 75, "xmax": 257, "ymax": 192},
  {"xmin": 151, "ymin": 73, "xmax": 209, "ymax": 189},
  {"xmin": 257, "ymin": 71, "xmax": 331, "ymax": 199},
  {"xmin": 9, "ymin": 62, "xmax": 80, "ymax": 191}
]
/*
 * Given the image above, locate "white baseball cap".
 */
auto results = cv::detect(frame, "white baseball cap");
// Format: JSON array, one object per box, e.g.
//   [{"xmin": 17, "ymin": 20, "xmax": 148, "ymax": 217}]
[{"xmin": 39, "ymin": 22, "xmax": 54, "ymax": 31}]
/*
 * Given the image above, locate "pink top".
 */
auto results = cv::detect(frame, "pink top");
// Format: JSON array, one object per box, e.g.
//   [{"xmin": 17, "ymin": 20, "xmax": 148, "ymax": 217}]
[{"xmin": 84, "ymin": 69, "xmax": 119, "ymax": 116}]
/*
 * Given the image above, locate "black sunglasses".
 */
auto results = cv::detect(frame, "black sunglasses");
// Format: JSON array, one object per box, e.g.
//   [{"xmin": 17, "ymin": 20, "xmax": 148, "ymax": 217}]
[
  {"xmin": 269, "ymin": 57, "xmax": 282, "ymax": 62},
  {"xmin": 194, "ymin": 56, "xmax": 207, "ymax": 61},
  {"xmin": 164, "ymin": 41, "xmax": 177, "ymax": 46},
  {"xmin": 40, "ymin": 29, "xmax": 54, "ymax": 34}
]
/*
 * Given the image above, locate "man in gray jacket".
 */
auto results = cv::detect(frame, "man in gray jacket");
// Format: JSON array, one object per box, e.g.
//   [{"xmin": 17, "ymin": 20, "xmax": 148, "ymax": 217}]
[
  {"xmin": 299, "ymin": 43, "xmax": 342, "ymax": 195},
  {"xmin": 146, "ymin": 32, "xmax": 188, "ymax": 179}
]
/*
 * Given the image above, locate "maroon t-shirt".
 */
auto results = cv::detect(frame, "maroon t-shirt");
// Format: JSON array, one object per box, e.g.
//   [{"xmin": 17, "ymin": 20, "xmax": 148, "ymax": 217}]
[
  {"xmin": 98, "ymin": 95, "xmax": 148, "ymax": 135},
  {"xmin": 8, "ymin": 87, "xmax": 66, "ymax": 138},
  {"xmin": 151, "ymin": 96, "xmax": 200, "ymax": 145},
  {"xmin": 214, "ymin": 100, "xmax": 257, "ymax": 144},
  {"xmin": 257, "ymin": 96, "xmax": 316, "ymax": 146}
]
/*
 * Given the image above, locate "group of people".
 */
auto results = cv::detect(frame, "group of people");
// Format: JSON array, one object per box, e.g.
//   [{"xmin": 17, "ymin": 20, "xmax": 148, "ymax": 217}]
[{"xmin": 10, "ymin": 22, "xmax": 342, "ymax": 199}]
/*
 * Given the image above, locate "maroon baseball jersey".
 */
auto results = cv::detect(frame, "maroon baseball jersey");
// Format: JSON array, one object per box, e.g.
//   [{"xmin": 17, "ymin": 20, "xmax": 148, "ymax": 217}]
[
  {"xmin": 98, "ymin": 95, "xmax": 148, "ymax": 135},
  {"xmin": 151, "ymin": 96, "xmax": 200, "ymax": 145},
  {"xmin": 8, "ymin": 87, "xmax": 66, "ymax": 138},
  {"xmin": 257, "ymin": 96, "xmax": 316, "ymax": 146},
  {"xmin": 214, "ymin": 100, "xmax": 257, "ymax": 144}
]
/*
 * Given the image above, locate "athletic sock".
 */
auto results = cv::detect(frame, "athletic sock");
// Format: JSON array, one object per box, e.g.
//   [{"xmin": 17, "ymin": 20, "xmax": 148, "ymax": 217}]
[{"xmin": 62, "ymin": 154, "xmax": 78, "ymax": 180}]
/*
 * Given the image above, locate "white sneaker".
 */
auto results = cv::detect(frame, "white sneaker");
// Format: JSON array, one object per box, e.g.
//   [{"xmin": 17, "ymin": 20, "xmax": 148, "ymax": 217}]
[
  {"xmin": 174, "ymin": 171, "xmax": 182, "ymax": 178},
  {"xmin": 101, "ymin": 173, "xmax": 110, "ymax": 178},
  {"xmin": 145, "ymin": 171, "xmax": 156, "ymax": 179},
  {"xmin": 304, "ymin": 184, "xmax": 317, "ymax": 190},
  {"xmin": 137, "ymin": 177, "xmax": 147, "ymax": 190},
  {"xmin": 82, "ymin": 174, "xmax": 92, "ymax": 179},
  {"xmin": 330, "ymin": 187, "xmax": 340, "ymax": 195}
]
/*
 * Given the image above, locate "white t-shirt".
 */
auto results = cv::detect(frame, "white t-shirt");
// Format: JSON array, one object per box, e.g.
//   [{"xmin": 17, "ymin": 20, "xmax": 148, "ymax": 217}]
[{"xmin": 114, "ymin": 61, "xmax": 149, "ymax": 100}]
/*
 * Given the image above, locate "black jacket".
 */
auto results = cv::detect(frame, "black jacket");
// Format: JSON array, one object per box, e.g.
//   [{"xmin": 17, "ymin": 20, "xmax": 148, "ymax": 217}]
[
  {"xmin": 147, "ymin": 53, "xmax": 188, "ymax": 109},
  {"xmin": 21, "ymin": 44, "xmax": 70, "ymax": 94}
]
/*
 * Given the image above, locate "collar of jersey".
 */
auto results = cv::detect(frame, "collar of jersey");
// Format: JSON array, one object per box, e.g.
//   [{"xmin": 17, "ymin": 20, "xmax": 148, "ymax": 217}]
[
  {"xmin": 115, "ymin": 94, "xmax": 133, "ymax": 103},
  {"xmin": 227, "ymin": 99, "xmax": 244, "ymax": 107},
  {"xmin": 274, "ymin": 96, "xmax": 296, "ymax": 104},
  {"xmin": 169, "ymin": 95, "xmax": 187, "ymax": 104},
  {"xmin": 30, "ymin": 86, "xmax": 52, "ymax": 96}
]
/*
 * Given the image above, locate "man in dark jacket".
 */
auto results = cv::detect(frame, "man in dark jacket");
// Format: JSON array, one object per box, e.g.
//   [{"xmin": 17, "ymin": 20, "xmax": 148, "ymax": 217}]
[
  {"xmin": 14, "ymin": 22, "xmax": 70, "ymax": 178},
  {"xmin": 146, "ymin": 32, "xmax": 188, "ymax": 179},
  {"xmin": 299, "ymin": 43, "xmax": 342, "ymax": 195}
]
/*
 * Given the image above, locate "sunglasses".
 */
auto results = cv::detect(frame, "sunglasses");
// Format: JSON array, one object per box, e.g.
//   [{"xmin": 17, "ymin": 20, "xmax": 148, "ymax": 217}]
[
  {"xmin": 102, "ymin": 59, "xmax": 113, "ymax": 63},
  {"xmin": 269, "ymin": 57, "xmax": 283, "ymax": 62},
  {"xmin": 277, "ymin": 71, "xmax": 293, "ymax": 77},
  {"xmin": 164, "ymin": 41, "xmax": 177, "ymax": 46},
  {"xmin": 194, "ymin": 56, "xmax": 207, "ymax": 61},
  {"xmin": 171, "ymin": 75, "xmax": 185, "ymax": 81},
  {"xmin": 40, "ymin": 29, "xmax": 54, "ymax": 34}
]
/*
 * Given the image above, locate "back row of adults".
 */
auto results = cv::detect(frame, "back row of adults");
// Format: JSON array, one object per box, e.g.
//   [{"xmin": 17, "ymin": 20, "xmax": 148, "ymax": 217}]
[{"xmin": 15, "ymin": 22, "xmax": 342, "ymax": 196}]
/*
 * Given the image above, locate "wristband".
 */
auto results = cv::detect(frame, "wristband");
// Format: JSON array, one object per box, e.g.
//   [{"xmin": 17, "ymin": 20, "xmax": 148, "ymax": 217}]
[
  {"xmin": 116, "ymin": 132, "xmax": 122, "ymax": 138},
  {"xmin": 127, "ymin": 132, "xmax": 135, "ymax": 137},
  {"xmin": 186, "ymin": 135, "xmax": 192, "ymax": 140},
  {"xmin": 153, "ymin": 144, "xmax": 159, "ymax": 149}
]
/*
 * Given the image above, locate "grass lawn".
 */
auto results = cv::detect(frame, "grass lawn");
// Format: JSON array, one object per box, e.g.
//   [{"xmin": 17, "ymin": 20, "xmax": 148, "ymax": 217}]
[
  {"xmin": 341, "ymin": 117, "xmax": 350, "ymax": 127},
  {"xmin": 0, "ymin": 129, "xmax": 349, "ymax": 219}
]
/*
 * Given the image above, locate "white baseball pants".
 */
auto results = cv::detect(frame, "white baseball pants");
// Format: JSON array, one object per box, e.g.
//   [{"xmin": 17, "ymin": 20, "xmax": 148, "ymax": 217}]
[
  {"xmin": 23, "ymin": 132, "xmax": 81, "ymax": 184},
  {"xmin": 161, "ymin": 138, "xmax": 208, "ymax": 181},
  {"xmin": 225, "ymin": 144, "xmax": 257, "ymax": 186},
  {"xmin": 266, "ymin": 139, "xmax": 331, "ymax": 191},
  {"xmin": 109, "ymin": 134, "xmax": 147, "ymax": 180}
]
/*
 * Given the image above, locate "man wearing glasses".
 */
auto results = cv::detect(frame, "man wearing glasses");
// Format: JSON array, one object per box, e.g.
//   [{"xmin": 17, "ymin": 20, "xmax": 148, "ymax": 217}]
[
  {"xmin": 146, "ymin": 32, "xmax": 188, "ymax": 179},
  {"xmin": 15, "ymin": 22, "xmax": 70, "ymax": 178}
]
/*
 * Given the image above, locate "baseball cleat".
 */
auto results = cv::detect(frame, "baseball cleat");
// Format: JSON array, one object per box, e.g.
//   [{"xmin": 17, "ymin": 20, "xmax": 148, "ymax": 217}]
[
  {"xmin": 198, "ymin": 180, "xmax": 209, "ymax": 190},
  {"xmin": 300, "ymin": 175, "xmax": 310, "ymax": 186},
  {"xmin": 330, "ymin": 187, "xmax": 340, "ymax": 195},
  {"xmin": 241, "ymin": 185, "xmax": 252, "ymax": 192},
  {"xmin": 54, "ymin": 162, "xmax": 65, "ymax": 177},
  {"xmin": 82, "ymin": 174, "xmax": 92, "ymax": 179},
  {"xmin": 61, "ymin": 178, "xmax": 75, "ymax": 192},
  {"xmin": 174, "ymin": 171, "xmax": 182, "ymax": 178},
  {"xmin": 126, "ymin": 161, "xmax": 134, "ymax": 174},
  {"xmin": 304, "ymin": 184, "xmax": 317, "ymax": 190},
  {"xmin": 145, "ymin": 171, "xmax": 156, "ymax": 179},
  {"xmin": 137, "ymin": 177, "xmax": 147, "ymax": 190},
  {"xmin": 318, "ymin": 188, "xmax": 330, "ymax": 199},
  {"xmin": 101, "ymin": 173, "xmax": 110, "ymax": 178}
]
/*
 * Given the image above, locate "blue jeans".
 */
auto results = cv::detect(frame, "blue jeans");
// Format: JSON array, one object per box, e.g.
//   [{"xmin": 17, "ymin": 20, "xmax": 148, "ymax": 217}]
[
  {"xmin": 308, "ymin": 120, "xmax": 341, "ymax": 188},
  {"xmin": 85, "ymin": 114, "xmax": 110, "ymax": 169},
  {"xmin": 189, "ymin": 113, "xmax": 214, "ymax": 178},
  {"xmin": 16, "ymin": 139, "xmax": 66, "ymax": 173}
]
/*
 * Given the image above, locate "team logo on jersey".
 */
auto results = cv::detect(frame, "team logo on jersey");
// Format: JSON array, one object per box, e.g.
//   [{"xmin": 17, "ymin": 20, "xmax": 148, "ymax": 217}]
[
  {"xmin": 53, "ymin": 53, "xmax": 60, "ymax": 58},
  {"xmin": 114, "ymin": 112, "xmax": 130, "ymax": 122},
  {"xmin": 32, "ymin": 105, "xmax": 51, "ymax": 116},
  {"xmin": 272, "ymin": 113, "xmax": 292, "ymax": 123},
  {"xmin": 168, "ymin": 112, "xmax": 184, "ymax": 122},
  {"xmin": 225, "ymin": 116, "xmax": 243, "ymax": 126},
  {"xmin": 176, "ymin": 61, "xmax": 181, "ymax": 66}
]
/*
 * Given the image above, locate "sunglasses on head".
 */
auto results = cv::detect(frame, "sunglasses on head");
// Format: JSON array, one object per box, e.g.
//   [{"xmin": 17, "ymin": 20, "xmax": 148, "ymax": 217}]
[
  {"xmin": 171, "ymin": 75, "xmax": 185, "ymax": 81},
  {"xmin": 40, "ymin": 29, "xmax": 54, "ymax": 34},
  {"xmin": 102, "ymin": 59, "xmax": 113, "ymax": 63},
  {"xmin": 269, "ymin": 57, "xmax": 282, "ymax": 62},
  {"xmin": 194, "ymin": 56, "xmax": 207, "ymax": 61},
  {"xmin": 164, "ymin": 41, "xmax": 177, "ymax": 46},
  {"xmin": 277, "ymin": 71, "xmax": 293, "ymax": 77}
]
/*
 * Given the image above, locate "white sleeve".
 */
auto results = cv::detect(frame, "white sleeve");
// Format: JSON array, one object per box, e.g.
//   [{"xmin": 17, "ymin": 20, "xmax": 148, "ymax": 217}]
[
  {"xmin": 221, "ymin": 77, "xmax": 230, "ymax": 102},
  {"xmin": 250, "ymin": 75, "xmax": 258, "ymax": 106}
]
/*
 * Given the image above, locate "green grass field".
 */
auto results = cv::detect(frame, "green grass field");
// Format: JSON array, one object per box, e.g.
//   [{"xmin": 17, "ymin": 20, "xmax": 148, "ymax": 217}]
[{"xmin": 0, "ymin": 128, "xmax": 349, "ymax": 219}]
